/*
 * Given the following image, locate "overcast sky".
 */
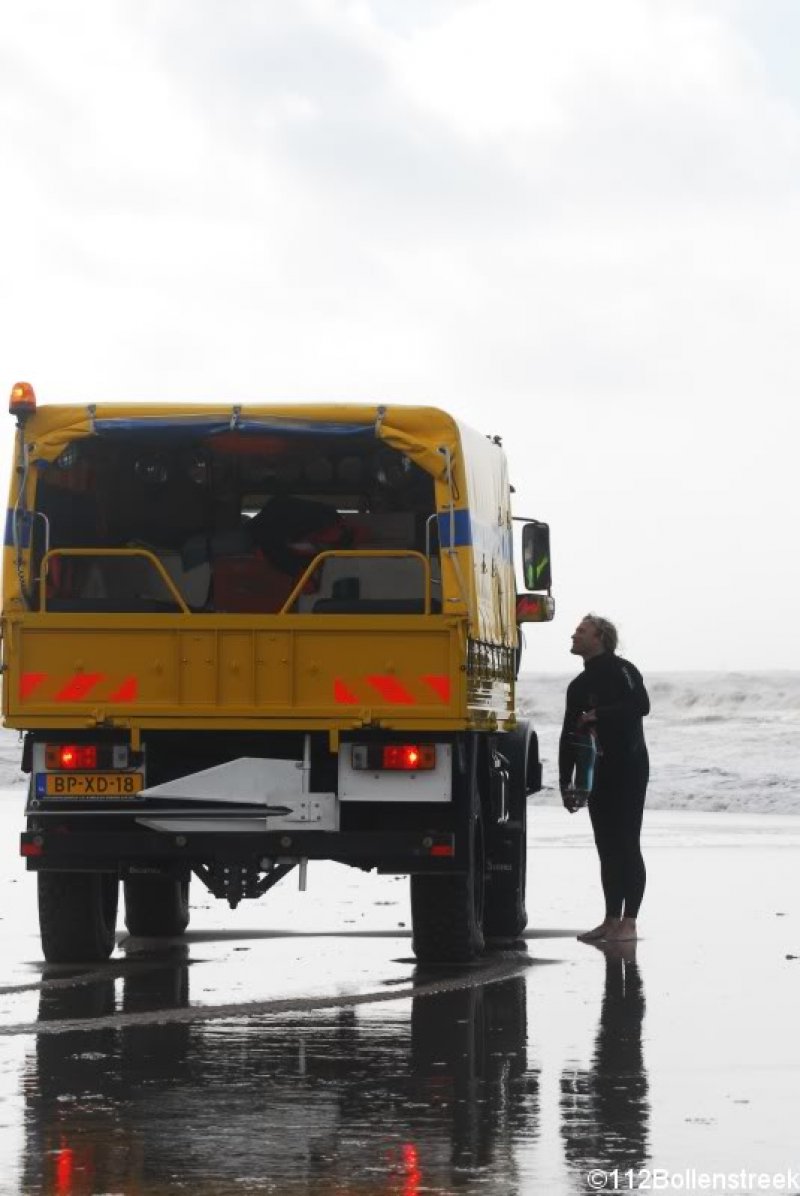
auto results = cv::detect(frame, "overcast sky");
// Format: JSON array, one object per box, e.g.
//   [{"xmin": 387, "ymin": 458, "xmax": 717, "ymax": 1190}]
[{"xmin": 2, "ymin": 0, "xmax": 797, "ymax": 672}]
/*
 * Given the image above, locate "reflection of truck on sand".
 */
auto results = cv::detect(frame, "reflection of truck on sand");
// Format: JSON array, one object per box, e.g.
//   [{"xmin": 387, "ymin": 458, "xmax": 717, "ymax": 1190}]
[{"xmin": 3, "ymin": 384, "xmax": 554, "ymax": 964}]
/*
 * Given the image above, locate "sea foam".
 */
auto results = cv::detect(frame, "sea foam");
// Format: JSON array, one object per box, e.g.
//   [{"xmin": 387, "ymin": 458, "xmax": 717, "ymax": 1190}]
[{"xmin": 517, "ymin": 670, "xmax": 800, "ymax": 814}]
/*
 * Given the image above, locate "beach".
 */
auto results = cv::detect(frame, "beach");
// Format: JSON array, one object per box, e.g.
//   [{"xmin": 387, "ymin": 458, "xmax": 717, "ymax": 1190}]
[{"xmin": 0, "ymin": 797, "xmax": 797, "ymax": 1193}]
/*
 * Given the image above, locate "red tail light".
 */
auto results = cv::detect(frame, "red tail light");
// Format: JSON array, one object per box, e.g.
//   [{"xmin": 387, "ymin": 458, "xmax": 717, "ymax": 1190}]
[
  {"xmin": 45, "ymin": 744, "xmax": 98, "ymax": 770},
  {"xmin": 382, "ymin": 745, "xmax": 435, "ymax": 771},
  {"xmin": 351, "ymin": 743, "xmax": 437, "ymax": 771}
]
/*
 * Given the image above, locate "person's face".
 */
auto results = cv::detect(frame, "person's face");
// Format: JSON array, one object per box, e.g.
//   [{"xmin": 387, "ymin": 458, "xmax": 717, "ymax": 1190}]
[{"xmin": 570, "ymin": 618, "xmax": 603, "ymax": 658}]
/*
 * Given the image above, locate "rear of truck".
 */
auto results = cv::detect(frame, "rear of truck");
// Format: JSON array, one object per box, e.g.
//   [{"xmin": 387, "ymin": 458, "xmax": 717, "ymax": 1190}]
[{"xmin": 2, "ymin": 388, "xmax": 553, "ymax": 963}]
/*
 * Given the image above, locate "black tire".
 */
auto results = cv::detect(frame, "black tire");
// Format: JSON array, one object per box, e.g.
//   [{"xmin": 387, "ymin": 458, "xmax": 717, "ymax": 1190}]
[
  {"xmin": 483, "ymin": 723, "xmax": 533, "ymax": 940},
  {"xmin": 124, "ymin": 876, "xmax": 190, "ymax": 937},
  {"xmin": 38, "ymin": 871, "xmax": 119, "ymax": 963},
  {"xmin": 411, "ymin": 767, "xmax": 485, "ymax": 964}
]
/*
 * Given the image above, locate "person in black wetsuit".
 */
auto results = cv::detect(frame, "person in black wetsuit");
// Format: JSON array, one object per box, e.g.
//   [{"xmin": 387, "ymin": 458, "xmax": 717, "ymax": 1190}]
[{"xmin": 560, "ymin": 614, "xmax": 650, "ymax": 943}]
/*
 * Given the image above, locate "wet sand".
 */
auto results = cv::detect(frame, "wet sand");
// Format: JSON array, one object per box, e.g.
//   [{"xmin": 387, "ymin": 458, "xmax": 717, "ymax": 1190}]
[{"xmin": 0, "ymin": 796, "xmax": 798, "ymax": 1195}]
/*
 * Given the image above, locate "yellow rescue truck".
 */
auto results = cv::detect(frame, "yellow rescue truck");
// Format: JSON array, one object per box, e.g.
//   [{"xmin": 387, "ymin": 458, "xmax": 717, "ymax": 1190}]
[{"xmin": 3, "ymin": 384, "xmax": 553, "ymax": 964}]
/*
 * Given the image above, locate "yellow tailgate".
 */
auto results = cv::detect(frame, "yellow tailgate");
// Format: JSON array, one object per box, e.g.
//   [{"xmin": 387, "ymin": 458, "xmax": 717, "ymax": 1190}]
[{"xmin": 3, "ymin": 614, "xmax": 467, "ymax": 730}]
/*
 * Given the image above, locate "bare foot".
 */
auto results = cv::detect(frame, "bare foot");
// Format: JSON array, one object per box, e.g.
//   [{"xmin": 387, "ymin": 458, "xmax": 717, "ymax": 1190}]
[
  {"xmin": 577, "ymin": 918, "xmax": 619, "ymax": 942},
  {"xmin": 603, "ymin": 917, "xmax": 638, "ymax": 942}
]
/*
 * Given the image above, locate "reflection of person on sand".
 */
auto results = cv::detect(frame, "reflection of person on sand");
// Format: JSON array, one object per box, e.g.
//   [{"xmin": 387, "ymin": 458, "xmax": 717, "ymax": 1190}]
[
  {"xmin": 560, "ymin": 614, "xmax": 650, "ymax": 943},
  {"xmin": 560, "ymin": 940, "xmax": 650, "ymax": 1180}
]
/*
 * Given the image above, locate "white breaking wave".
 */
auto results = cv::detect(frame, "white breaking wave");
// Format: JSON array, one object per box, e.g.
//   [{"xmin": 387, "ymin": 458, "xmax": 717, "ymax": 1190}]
[
  {"xmin": 0, "ymin": 672, "xmax": 797, "ymax": 815},
  {"xmin": 517, "ymin": 671, "xmax": 800, "ymax": 815}
]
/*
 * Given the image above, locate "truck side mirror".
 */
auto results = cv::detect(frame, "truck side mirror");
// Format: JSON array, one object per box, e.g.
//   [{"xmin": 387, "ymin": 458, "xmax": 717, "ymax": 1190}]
[{"xmin": 521, "ymin": 522, "xmax": 551, "ymax": 592}]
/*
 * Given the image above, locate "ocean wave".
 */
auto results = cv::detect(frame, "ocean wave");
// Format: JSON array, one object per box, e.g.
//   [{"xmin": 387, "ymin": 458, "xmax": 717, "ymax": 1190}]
[
  {"xmin": 520, "ymin": 670, "xmax": 800, "ymax": 719},
  {"xmin": 519, "ymin": 671, "xmax": 800, "ymax": 814}
]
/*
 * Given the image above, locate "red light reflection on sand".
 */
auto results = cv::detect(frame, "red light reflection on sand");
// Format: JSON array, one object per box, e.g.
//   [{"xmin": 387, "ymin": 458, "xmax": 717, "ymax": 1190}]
[
  {"xmin": 401, "ymin": 1143, "xmax": 422, "ymax": 1196},
  {"xmin": 51, "ymin": 1140, "xmax": 95, "ymax": 1195},
  {"xmin": 385, "ymin": 1143, "xmax": 422, "ymax": 1196},
  {"xmin": 54, "ymin": 1146, "xmax": 74, "ymax": 1194}
]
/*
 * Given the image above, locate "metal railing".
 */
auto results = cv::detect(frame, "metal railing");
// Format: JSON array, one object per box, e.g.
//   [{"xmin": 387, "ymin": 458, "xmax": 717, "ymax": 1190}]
[{"xmin": 39, "ymin": 548, "xmax": 190, "ymax": 614}]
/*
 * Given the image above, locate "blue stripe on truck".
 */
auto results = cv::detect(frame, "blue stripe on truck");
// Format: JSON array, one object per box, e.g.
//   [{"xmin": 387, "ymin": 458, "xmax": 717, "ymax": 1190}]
[{"xmin": 437, "ymin": 509, "xmax": 472, "ymax": 548}]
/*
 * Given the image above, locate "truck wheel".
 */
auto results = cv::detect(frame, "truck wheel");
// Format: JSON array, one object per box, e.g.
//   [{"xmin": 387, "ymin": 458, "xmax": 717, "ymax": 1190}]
[
  {"xmin": 483, "ymin": 723, "xmax": 534, "ymax": 941},
  {"xmin": 38, "ymin": 872, "xmax": 119, "ymax": 963},
  {"xmin": 410, "ymin": 802, "xmax": 485, "ymax": 965},
  {"xmin": 124, "ymin": 877, "xmax": 190, "ymax": 937}
]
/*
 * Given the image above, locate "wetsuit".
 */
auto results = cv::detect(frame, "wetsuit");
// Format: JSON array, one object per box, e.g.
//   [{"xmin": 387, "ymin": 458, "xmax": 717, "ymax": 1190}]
[{"xmin": 559, "ymin": 653, "xmax": 650, "ymax": 919}]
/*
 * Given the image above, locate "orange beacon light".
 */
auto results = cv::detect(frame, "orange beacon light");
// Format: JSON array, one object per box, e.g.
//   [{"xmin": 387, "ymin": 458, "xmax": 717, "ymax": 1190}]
[{"xmin": 9, "ymin": 382, "xmax": 36, "ymax": 416}]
